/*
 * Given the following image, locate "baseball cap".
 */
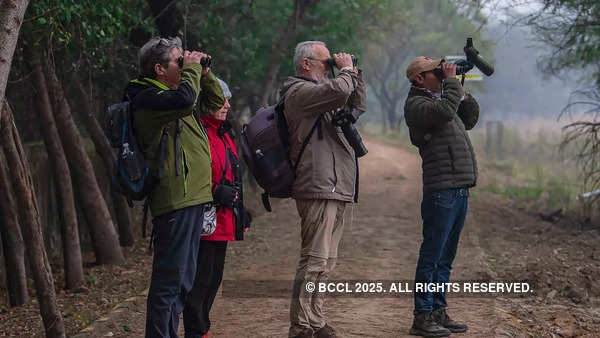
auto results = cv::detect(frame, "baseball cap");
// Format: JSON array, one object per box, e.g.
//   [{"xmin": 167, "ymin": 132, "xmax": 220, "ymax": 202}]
[{"xmin": 406, "ymin": 56, "xmax": 444, "ymax": 80}]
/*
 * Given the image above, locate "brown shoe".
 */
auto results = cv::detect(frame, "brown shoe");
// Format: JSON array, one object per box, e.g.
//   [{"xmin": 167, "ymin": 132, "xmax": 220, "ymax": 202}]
[
  {"xmin": 314, "ymin": 323, "xmax": 336, "ymax": 337},
  {"xmin": 432, "ymin": 307, "xmax": 468, "ymax": 333},
  {"xmin": 409, "ymin": 312, "xmax": 451, "ymax": 337},
  {"xmin": 290, "ymin": 327, "xmax": 314, "ymax": 338}
]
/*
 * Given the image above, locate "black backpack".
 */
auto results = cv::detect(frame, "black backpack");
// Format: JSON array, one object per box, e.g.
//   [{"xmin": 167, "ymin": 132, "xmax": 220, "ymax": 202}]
[{"xmin": 104, "ymin": 99, "xmax": 171, "ymax": 236}]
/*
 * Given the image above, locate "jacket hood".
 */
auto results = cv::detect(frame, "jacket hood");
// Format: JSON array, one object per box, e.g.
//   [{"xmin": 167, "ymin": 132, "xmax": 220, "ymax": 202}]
[{"xmin": 123, "ymin": 79, "xmax": 149, "ymax": 102}]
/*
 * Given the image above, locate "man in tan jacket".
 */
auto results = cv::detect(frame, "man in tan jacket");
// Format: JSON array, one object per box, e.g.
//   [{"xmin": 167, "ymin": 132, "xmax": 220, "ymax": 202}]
[{"xmin": 280, "ymin": 40, "xmax": 366, "ymax": 338}]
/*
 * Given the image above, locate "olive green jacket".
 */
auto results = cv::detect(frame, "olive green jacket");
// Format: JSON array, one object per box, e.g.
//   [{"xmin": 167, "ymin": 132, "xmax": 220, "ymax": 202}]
[{"xmin": 125, "ymin": 64, "xmax": 224, "ymax": 216}]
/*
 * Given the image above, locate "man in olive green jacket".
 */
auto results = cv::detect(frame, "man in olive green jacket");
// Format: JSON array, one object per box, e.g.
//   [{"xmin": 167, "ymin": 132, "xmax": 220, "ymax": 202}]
[
  {"xmin": 404, "ymin": 56, "xmax": 479, "ymax": 337},
  {"xmin": 282, "ymin": 40, "xmax": 366, "ymax": 338},
  {"xmin": 124, "ymin": 37, "xmax": 224, "ymax": 338}
]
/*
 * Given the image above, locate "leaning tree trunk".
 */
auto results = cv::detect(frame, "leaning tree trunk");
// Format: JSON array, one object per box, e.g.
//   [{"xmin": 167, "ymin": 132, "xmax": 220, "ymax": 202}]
[
  {"xmin": 0, "ymin": 0, "xmax": 30, "ymax": 122},
  {"xmin": 75, "ymin": 79, "xmax": 134, "ymax": 247},
  {"xmin": 28, "ymin": 49, "xmax": 84, "ymax": 289},
  {"xmin": 0, "ymin": 147, "xmax": 29, "ymax": 307},
  {"xmin": 45, "ymin": 60, "xmax": 123, "ymax": 265},
  {"xmin": 1, "ymin": 102, "xmax": 66, "ymax": 337}
]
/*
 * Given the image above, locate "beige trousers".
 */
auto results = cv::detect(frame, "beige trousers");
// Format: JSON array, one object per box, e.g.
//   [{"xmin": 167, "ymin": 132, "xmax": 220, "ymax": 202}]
[{"xmin": 289, "ymin": 199, "xmax": 346, "ymax": 337}]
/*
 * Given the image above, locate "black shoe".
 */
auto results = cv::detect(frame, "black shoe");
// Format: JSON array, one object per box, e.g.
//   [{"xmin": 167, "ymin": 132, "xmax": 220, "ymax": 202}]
[
  {"xmin": 432, "ymin": 307, "xmax": 468, "ymax": 333},
  {"xmin": 409, "ymin": 311, "xmax": 452, "ymax": 337},
  {"xmin": 314, "ymin": 323, "xmax": 336, "ymax": 338},
  {"xmin": 290, "ymin": 327, "xmax": 314, "ymax": 338}
]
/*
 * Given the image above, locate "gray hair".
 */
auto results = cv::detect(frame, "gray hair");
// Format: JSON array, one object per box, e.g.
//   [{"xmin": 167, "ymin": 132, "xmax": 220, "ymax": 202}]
[
  {"xmin": 138, "ymin": 36, "xmax": 182, "ymax": 78},
  {"xmin": 293, "ymin": 41, "xmax": 326, "ymax": 74},
  {"xmin": 217, "ymin": 78, "xmax": 232, "ymax": 99}
]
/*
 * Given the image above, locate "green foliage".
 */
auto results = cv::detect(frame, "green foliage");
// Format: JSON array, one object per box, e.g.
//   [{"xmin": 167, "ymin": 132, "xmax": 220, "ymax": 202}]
[
  {"xmin": 524, "ymin": 0, "xmax": 600, "ymax": 88},
  {"xmin": 25, "ymin": 0, "xmax": 148, "ymax": 65}
]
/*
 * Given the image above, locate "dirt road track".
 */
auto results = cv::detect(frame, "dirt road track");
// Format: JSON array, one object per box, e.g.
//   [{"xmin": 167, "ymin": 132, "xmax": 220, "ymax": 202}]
[{"xmin": 78, "ymin": 138, "xmax": 523, "ymax": 337}]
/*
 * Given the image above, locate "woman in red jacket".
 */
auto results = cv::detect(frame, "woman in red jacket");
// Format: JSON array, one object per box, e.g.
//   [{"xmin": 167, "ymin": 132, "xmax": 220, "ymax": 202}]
[{"xmin": 183, "ymin": 78, "xmax": 251, "ymax": 338}]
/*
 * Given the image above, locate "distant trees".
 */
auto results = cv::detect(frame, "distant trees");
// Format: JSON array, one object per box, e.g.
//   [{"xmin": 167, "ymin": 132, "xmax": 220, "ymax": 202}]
[
  {"xmin": 362, "ymin": 0, "xmax": 491, "ymax": 131},
  {"xmin": 519, "ymin": 0, "xmax": 600, "ymax": 198}
]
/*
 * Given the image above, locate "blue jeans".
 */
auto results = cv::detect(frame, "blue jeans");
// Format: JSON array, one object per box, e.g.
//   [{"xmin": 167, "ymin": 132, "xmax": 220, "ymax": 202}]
[
  {"xmin": 145, "ymin": 204, "xmax": 206, "ymax": 338},
  {"xmin": 413, "ymin": 188, "xmax": 468, "ymax": 315}
]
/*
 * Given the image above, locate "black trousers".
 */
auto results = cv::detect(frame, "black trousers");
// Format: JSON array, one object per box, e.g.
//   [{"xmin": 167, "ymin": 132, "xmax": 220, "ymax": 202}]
[
  {"xmin": 145, "ymin": 204, "xmax": 206, "ymax": 338},
  {"xmin": 183, "ymin": 240, "xmax": 228, "ymax": 337}
]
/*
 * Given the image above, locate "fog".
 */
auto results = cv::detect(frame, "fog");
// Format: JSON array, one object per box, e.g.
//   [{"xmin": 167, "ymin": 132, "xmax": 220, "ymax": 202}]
[{"xmin": 474, "ymin": 24, "xmax": 581, "ymax": 120}]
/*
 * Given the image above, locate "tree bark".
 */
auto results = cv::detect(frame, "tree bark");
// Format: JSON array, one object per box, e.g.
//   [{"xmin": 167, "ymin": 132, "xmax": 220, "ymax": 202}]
[
  {"xmin": 147, "ymin": 0, "xmax": 182, "ymax": 38},
  {"xmin": 45, "ymin": 60, "xmax": 124, "ymax": 265},
  {"xmin": 75, "ymin": 78, "xmax": 134, "ymax": 247},
  {"xmin": 259, "ymin": 0, "xmax": 323, "ymax": 108},
  {"xmin": 0, "ymin": 0, "xmax": 30, "ymax": 123},
  {"xmin": 27, "ymin": 49, "xmax": 85, "ymax": 289},
  {"xmin": 1, "ymin": 101, "xmax": 66, "ymax": 337},
  {"xmin": 0, "ymin": 147, "xmax": 28, "ymax": 307}
]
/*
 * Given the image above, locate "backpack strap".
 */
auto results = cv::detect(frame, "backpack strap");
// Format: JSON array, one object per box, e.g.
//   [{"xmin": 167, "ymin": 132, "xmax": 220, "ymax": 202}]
[{"xmin": 293, "ymin": 115, "xmax": 322, "ymax": 171}]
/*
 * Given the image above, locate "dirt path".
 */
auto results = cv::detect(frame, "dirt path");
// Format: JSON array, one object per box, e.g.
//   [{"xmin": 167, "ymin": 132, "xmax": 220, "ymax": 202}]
[{"xmin": 74, "ymin": 138, "xmax": 588, "ymax": 337}]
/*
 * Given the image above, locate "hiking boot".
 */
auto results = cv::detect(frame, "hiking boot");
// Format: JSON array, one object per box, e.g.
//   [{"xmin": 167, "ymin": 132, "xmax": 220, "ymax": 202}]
[
  {"xmin": 314, "ymin": 323, "xmax": 336, "ymax": 337},
  {"xmin": 290, "ymin": 327, "xmax": 314, "ymax": 338},
  {"xmin": 409, "ymin": 311, "xmax": 452, "ymax": 337},
  {"xmin": 432, "ymin": 307, "xmax": 468, "ymax": 333}
]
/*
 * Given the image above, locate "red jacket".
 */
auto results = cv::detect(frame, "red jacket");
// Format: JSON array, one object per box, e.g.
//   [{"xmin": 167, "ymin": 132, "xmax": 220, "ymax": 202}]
[{"xmin": 200, "ymin": 114, "xmax": 239, "ymax": 241}]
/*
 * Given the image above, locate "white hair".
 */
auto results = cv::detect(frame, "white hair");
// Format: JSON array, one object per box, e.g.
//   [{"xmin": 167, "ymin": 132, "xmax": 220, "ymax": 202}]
[{"xmin": 293, "ymin": 41, "xmax": 326, "ymax": 74}]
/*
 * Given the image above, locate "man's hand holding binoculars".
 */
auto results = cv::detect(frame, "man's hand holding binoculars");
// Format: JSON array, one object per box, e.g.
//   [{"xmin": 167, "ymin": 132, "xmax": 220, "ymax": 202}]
[
  {"xmin": 333, "ymin": 52, "xmax": 355, "ymax": 71},
  {"xmin": 181, "ymin": 50, "xmax": 212, "ymax": 74},
  {"xmin": 441, "ymin": 62, "xmax": 457, "ymax": 79},
  {"xmin": 440, "ymin": 62, "xmax": 466, "ymax": 97}
]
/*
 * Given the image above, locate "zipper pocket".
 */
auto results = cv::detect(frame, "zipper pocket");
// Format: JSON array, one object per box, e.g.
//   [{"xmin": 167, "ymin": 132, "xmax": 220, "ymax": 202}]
[{"xmin": 182, "ymin": 147, "xmax": 189, "ymax": 196}]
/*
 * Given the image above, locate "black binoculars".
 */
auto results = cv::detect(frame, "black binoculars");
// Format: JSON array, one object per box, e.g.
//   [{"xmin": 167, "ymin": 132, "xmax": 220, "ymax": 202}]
[
  {"xmin": 177, "ymin": 56, "xmax": 212, "ymax": 68},
  {"xmin": 324, "ymin": 55, "xmax": 358, "ymax": 70}
]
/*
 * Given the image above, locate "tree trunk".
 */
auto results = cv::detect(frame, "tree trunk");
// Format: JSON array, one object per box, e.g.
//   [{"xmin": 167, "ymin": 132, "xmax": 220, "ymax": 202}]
[
  {"xmin": 259, "ymin": 0, "xmax": 323, "ymax": 107},
  {"xmin": 1, "ymin": 102, "xmax": 66, "ymax": 337},
  {"xmin": 45, "ymin": 60, "xmax": 124, "ymax": 265},
  {"xmin": 75, "ymin": 78, "xmax": 134, "ymax": 247},
  {"xmin": 0, "ymin": 147, "xmax": 28, "ymax": 307},
  {"xmin": 0, "ymin": 0, "xmax": 30, "ymax": 122},
  {"xmin": 27, "ymin": 49, "xmax": 84, "ymax": 289},
  {"xmin": 147, "ymin": 0, "xmax": 181, "ymax": 38}
]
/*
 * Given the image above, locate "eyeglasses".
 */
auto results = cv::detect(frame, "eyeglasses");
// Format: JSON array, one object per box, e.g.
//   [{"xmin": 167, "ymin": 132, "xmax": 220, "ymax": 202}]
[{"xmin": 306, "ymin": 57, "xmax": 328, "ymax": 64}]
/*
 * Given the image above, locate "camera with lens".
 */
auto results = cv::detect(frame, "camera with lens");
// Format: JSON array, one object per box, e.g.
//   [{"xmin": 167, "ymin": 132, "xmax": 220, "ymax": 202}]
[
  {"xmin": 213, "ymin": 179, "xmax": 240, "ymax": 209},
  {"xmin": 332, "ymin": 107, "xmax": 368, "ymax": 158},
  {"xmin": 447, "ymin": 38, "xmax": 494, "ymax": 77}
]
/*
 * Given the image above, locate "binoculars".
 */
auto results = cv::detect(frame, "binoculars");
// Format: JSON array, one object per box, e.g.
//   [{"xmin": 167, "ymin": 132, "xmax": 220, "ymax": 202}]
[
  {"xmin": 324, "ymin": 55, "xmax": 358, "ymax": 70},
  {"xmin": 177, "ymin": 56, "xmax": 212, "ymax": 68}
]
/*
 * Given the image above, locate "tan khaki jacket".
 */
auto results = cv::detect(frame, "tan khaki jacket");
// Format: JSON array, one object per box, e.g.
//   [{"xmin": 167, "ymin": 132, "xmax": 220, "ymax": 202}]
[{"xmin": 281, "ymin": 69, "xmax": 366, "ymax": 202}]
